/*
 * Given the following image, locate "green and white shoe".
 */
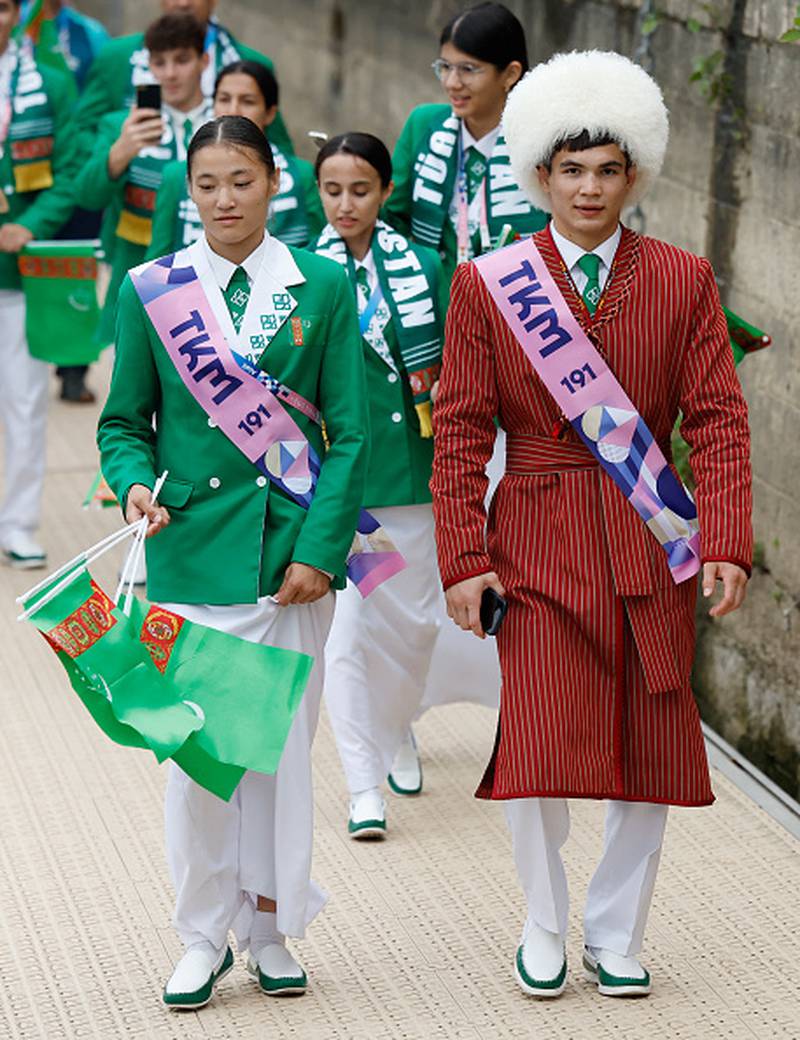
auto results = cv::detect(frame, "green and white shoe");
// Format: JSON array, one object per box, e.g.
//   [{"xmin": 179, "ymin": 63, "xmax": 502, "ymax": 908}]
[
  {"xmin": 247, "ymin": 943, "xmax": 307, "ymax": 996},
  {"xmin": 348, "ymin": 788, "xmax": 387, "ymax": 839},
  {"xmin": 162, "ymin": 943, "xmax": 234, "ymax": 1009},
  {"xmin": 583, "ymin": 946, "xmax": 651, "ymax": 997},
  {"xmin": 513, "ymin": 922, "xmax": 567, "ymax": 998},
  {"xmin": 387, "ymin": 729, "xmax": 422, "ymax": 795}
]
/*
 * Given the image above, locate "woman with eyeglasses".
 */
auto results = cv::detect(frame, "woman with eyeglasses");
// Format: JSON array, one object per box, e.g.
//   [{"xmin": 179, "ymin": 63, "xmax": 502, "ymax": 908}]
[
  {"xmin": 148, "ymin": 60, "xmax": 324, "ymax": 259},
  {"xmin": 311, "ymin": 133, "xmax": 448, "ymax": 838},
  {"xmin": 384, "ymin": 2, "xmax": 547, "ymax": 281}
]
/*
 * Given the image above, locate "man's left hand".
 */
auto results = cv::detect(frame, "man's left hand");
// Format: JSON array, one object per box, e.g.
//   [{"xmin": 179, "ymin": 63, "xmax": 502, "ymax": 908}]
[
  {"xmin": 702, "ymin": 561, "xmax": 748, "ymax": 617},
  {"xmin": 0, "ymin": 224, "xmax": 34, "ymax": 253}
]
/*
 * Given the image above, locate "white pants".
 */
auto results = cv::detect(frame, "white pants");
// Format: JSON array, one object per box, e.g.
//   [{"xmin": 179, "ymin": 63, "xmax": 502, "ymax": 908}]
[
  {"xmin": 505, "ymin": 798, "xmax": 669, "ymax": 956},
  {"xmin": 324, "ymin": 504, "xmax": 440, "ymax": 794},
  {"xmin": 162, "ymin": 592, "xmax": 335, "ymax": 949},
  {"xmin": 420, "ymin": 428, "xmax": 505, "ymax": 713},
  {"xmin": 0, "ymin": 290, "xmax": 49, "ymax": 540}
]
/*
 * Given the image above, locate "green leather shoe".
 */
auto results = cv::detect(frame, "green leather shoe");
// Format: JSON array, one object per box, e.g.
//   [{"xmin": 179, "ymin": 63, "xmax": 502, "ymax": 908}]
[
  {"xmin": 514, "ymin": 945, "xmax": 567, "ymax": 998},
  {"xmin": 163, "ymin": 945, "xmax": 234, "ymax": 1009},
  {"xmin": 583, "ymin": 947, "xmax": 651, "ymax": 997},
  {"xmin": 247, "ymin": 946, "xmax": 307, "ymax": 996}
]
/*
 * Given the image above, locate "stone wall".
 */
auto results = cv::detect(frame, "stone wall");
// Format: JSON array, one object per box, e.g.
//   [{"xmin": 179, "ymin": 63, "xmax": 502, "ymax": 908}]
[{"xmin": 84, "ymin": 0, "xmax": 800, "ymax": 798}]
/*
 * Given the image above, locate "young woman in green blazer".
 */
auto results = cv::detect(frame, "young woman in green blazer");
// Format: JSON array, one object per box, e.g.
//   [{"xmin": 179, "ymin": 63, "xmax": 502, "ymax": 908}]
[
  {"xmin": 148, "ymin": 60, "xmax": 324, "ymax": 260},
  {"xmin": 311, "ymin": 134, "xmax": 448, "ymax": 839},
  {"xmin": 384, "ymin": 2, "xmax": 547, "ymax": 281},
  {"xmin": 98, "ymin": 116, "xmax": 369, "ymax": 1008}
]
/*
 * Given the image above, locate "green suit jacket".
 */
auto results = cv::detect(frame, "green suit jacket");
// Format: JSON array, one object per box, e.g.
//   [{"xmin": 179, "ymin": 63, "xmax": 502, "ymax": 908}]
[
  {"xmin": 357, "ymin": 243, "xmax": 448, "ymax": 508},
  {"xmin": 384, "ymin": 103, "xmax": 546, "ymax": 281},
  {"xmin": 0, "ymin": 64, "xmax": 79, "ymax": 290},
  {"xmin": 97, "ymin": 242, "xmax": 369, "ymax": 605},
  {"xmin": 74, "ymin": 29, "xmax": 293, "ymax": 156}
]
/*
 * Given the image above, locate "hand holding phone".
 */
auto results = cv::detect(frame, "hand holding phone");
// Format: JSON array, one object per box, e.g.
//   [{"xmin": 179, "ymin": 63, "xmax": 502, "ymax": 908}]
[
  {"xmin": 480, "ymin": 586, "xmax": 508, "ymax": 637},
  {"xmin": 136, "ymin": 83, "xmax": 161, "ymax": 112}
]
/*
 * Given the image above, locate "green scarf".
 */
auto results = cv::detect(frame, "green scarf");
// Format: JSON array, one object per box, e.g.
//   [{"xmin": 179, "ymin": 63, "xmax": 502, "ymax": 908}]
[
  {"xmin": 169, "ymin": 144, "xmax": 312, "ymax": 251},
  {"xmin": 312, "ymin": 219, "xmax": 441, "ymax": 435},
  {"xmin": 118, "ymin": 101, "xmax": 212, "ymax": 247},
  {"xmin": 410, "ymin": 107, "xmax": 544, "ymax": 257},
  {"xmin": 2, "ymin": 41, "xmax": 56, "ymax": 195}
]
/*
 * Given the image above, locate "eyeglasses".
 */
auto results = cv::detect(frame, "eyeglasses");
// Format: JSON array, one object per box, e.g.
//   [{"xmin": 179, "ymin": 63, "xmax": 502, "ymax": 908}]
[{"xmin": 431, "ymin": 59, "xmax": 489, "ymax": 83}]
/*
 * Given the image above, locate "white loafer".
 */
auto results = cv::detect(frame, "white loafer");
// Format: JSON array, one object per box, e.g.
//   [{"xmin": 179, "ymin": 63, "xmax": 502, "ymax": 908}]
[
  {"xmin": 388, "ymin": 728, "xmax": 422, "ymax": 795},
  {"xmin": 247, "ymin": 943, "xmax": 307, "ymax": 996},
  {"xmin": 163, "ymin": 942, "xmax": 233, "ymax": 1009},
  {"xmin": 583, "ymin": 945, "xmax": 651, "ymax": 997},
  {"xmin": 514, "ymin": 920, "xmax": 567, "ymax": 998},
  {"xmin": 348, "ymin": 787, "xmax": 386, "ymax": 839}
]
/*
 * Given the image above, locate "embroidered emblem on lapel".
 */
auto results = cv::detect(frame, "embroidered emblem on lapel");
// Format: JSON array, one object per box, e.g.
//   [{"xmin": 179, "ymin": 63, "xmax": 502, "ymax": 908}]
[
  {"xmin": 260, "ymin": 313, "xmax": 278, "ymax": 331},
  {"xmin": 272, "ymin": 292, "xmax": 293, "ymax": 312}
]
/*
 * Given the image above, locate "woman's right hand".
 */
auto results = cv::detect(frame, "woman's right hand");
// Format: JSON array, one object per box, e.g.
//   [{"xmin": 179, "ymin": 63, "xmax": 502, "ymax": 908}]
[{"xmin": 125, "ymin": 483, "xmax": 171, "ymax": 538}]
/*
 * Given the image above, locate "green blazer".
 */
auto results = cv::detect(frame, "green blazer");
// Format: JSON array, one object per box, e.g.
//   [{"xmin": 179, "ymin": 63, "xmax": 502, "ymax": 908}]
[
  {"xmin": 98, "ymin": 241, "xmax": 369, "ymax": 605},
  {"xmin": 384, "ymin": 102, "xmax": 547, "ymax": 281},
  {"xmin": 0, "ymin": 64, "xmax": 78, "ymax": 291},
  {"xmin": 357, "ymin": 244, "xmax": 448, "ymax": 509},
  {"xmin": 74, "ymin": 29, "xmax": 294, "ymax": 156},
  {"xmin": 76, "ymin": 110, "xmax": 165, "ymax": 345},
  {"xmin": 147, "ymin": 155, "xmax": 325, "ymax": 260}
]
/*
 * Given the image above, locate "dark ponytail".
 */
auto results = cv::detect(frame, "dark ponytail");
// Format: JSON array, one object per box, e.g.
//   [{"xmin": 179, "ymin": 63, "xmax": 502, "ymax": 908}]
[
  {"xmin": 187, "ymin": 115, "xmax": 276, "ymax": 178},
  {"xmin": 440, "ymin": 2, "xmax": 529, "ymax": 73},
  {"xmin": 214, "ymin": 59, "xmax": 279, "ymax": 110},
  {"xmin": 314, "ymin": 132, "xmax": 392, "ymax": 188}
]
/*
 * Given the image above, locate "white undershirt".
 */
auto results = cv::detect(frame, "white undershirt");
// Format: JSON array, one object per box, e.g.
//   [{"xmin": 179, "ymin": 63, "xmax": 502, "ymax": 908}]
[
  {"xmin": 461, "ymin": 121, "xmax": 501, "ymax": 159},
  {"xmin": 549, "ymin": 223, "xmax": 622, "ymax": 295},
  {"xmin": 203, "ymin": 234, "xmax": 267, "ymax": 290},
  {"xmin": 164, "ymin": 98, "xmax": 211, "ymax": 161}
]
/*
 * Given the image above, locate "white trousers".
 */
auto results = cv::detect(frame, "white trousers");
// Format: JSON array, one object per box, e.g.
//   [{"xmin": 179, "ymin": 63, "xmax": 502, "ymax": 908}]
[
  {"xmin": 162, "ymin": 592, "xmax": 335, "ymax": 949},
  {"xmin": 0, "ymin": 290, "xmax": 49, "ymax": 539},
  {"xmin": 420, "ymin": 428, "xmax": 505, "ymax": 713},
  {"xmin": 505, "ymin": 798, "xmax": 669, "ymax": 956},
  {"xmin": 324, "ymin": 504, "xmax": 440, "ymax": 794}
]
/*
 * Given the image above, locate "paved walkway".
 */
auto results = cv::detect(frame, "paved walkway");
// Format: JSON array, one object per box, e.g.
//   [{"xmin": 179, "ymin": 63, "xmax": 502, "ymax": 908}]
[{"xmin": 0, "ymin": 361, "xmax": 798, "ymax": 1040}]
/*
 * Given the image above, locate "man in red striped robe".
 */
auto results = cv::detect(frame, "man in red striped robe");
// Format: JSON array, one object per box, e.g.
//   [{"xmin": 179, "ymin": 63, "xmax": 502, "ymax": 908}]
[{"xmin": 431, "ymin": 51, "xmax": 752, "ymax": 999}]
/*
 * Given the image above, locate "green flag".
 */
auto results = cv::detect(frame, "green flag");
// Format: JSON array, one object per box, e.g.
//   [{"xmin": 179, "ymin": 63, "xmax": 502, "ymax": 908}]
[
  {"xmin": 723, "ymin": 305, "xmax": 771, "ymax": 367},
  {"xmin": 18, "ymin": 241, "xmax": 103, "ymax": 366},
  {"xmin": 23, "ymin": 572, "xmax": 313, "ymax": 800}
]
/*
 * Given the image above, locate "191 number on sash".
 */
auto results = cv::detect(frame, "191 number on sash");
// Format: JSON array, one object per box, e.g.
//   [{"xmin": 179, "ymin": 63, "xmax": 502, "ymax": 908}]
[
  {"xmin": 238, "ymin": 402, "xmax": 272, "ymax": 436},
  {"xmin": 559, "ymin": 363, "xmax": 596, "ymax": 395}
]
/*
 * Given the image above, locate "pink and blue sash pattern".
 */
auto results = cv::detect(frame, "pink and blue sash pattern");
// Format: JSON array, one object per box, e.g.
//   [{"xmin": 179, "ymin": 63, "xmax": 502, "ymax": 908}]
[
  {"xmin": 474, "ymin": 238, "xmax": 701, "ymax": 584},
  {"xmin": 131, "ymin": 253, "xmax": 405, "ymax": 597}
]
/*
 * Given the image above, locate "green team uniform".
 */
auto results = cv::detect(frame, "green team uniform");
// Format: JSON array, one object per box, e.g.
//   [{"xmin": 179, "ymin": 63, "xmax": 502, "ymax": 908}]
[
  {"xmin": 384, "ymin": 102, "xmax": 547, "ymax": 281},
  {"xmin": 74, "ymin": 19, "xmax": 293, "ymax": 156}
]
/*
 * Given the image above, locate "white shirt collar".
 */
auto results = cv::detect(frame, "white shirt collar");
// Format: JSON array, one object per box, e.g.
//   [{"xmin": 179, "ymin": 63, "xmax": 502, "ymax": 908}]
[
  {"xmin": 549, "ymin": 222, "xmax": 622, "ymax": 276},
  {"xmin": 202, "ymin": 234, "xmax": 268, "ymax": 289},
  {"xmin": 461, "ymin": 120, "xmax": 500, "ymax": 158},
  {"xmin": 353, "ymin": 248, "xmax": 377, "ymax": 282}
]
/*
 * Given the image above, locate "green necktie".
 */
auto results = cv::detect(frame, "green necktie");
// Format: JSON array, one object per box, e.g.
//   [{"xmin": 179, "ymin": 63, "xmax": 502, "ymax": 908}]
[
  {"xmin": 354, "ymin": 264, "xmax": 370, "ymax": 315},
  {"xmin": 223, "ymin": 266, "xmax": 250, "ymax": 333},
  {"xmin": 577, "ymin": 253, "xmax": 602, "ymax": 315},
  {"xmin": 183, "ymin": 117, "xmax": 194, "ymax": 153},
  {"xmin": 464, "ymin": 146, "xmax": 488, "ymax": 203}
]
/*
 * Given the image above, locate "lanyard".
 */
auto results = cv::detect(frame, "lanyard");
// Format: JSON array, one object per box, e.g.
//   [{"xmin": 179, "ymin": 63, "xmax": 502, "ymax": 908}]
[
  {"xmin": 455, "ymin": 131, "xmax": 491, "ymax": 264},
  {"xmin": 358, "ymin": 278, "xmax": 385, "ymax": 336}
]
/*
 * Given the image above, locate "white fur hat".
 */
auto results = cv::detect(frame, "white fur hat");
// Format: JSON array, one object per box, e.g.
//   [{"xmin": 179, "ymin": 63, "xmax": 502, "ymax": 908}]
[{"xmin": 502, "ymin": 50, "xmax": 669, "ymax": 213}]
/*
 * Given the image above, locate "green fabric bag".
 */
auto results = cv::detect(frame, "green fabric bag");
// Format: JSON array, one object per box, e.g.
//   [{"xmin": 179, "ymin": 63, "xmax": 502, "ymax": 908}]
[
  {"xmin": 23, "ymin": 568, "xmax": 313, "ymax": 800},
  {"xmin": 18, "ymin": 240, "xmax": 103, "ymax": 366}
]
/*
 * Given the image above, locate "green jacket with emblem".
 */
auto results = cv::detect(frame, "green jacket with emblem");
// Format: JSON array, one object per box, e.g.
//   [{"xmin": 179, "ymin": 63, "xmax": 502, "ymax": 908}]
[
  {"xmin": 347, "ymin": 243, "xmax": 448, "ymax": 509},
  {"xmin": 97, "ymin": 248, "xmax": 369, "ymax": 605},
  {"xmin": 73, "ymin": 30, "xmax": 293, "ymax": 156},
  {"xmin": 0, "ymin": 64, "xmax": 79, "ymax": 290}
]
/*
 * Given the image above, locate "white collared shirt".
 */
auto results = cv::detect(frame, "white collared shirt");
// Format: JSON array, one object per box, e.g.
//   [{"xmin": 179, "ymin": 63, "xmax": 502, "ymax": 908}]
[
  {"xmin": 164, "ymin": 98, "xmax": 211, "ymax": 161},
  {"xmin": 549, "ymin": 223, "xmax": 622, "ymax": 295},
  {"xmin": 461, "ymin": 121, "xmax": 501, "ymax": 159},
  {"xmin": 202, "ymin": 234, "xmax": 268, "ymax": 291}
]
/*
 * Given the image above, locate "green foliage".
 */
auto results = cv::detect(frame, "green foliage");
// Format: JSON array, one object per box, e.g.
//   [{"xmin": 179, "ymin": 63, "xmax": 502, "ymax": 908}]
[
  {"xmin": 752, "ymin": 541, "xmax": 767, "ymax": 572},
  {"xmin": 690, "ymin": 49, "xmax": 732, "ymax": 103},
  {"xmin": 642, "ymin": 11, "xmax": 662, "ymax": 36},
  {"xmin": 671, "ymin": 422, "xmax": 694, "ymax": 490},
  {"xmin": 779, "ymin": 4, "xmax": 800, "ymax": 43}
]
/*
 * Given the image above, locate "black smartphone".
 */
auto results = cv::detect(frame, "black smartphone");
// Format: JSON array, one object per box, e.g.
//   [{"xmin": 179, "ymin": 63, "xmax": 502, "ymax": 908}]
[
  {"xmin": 480, "ymin": 587, "xmax": 507, "ymax": 637},
  {"xmin": 136, "ymin": 83, "xmax": 162, "ymax": 111}
]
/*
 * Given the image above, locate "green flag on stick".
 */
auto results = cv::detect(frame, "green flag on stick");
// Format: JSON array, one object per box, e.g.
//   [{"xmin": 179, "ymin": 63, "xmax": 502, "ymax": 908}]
[{"xmin": 22, "ymin": 569, "xmax": 313, "ymax": 801}]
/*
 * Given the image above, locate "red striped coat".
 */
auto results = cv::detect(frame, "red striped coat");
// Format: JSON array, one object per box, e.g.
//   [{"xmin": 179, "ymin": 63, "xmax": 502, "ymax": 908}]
[{"xmin": 431, "ymin": 226, "xmax": 752, "ymax": 806}]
